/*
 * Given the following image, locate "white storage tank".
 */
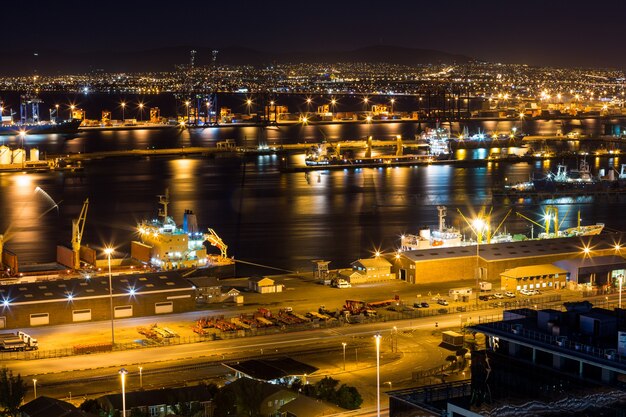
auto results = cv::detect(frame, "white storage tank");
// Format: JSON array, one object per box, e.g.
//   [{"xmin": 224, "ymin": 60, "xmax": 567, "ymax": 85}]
[
  {"xmin": 29, "ymin": 148, "xmax": 39, "ymax": 162},
  {"xmin": 11, "ymin": 148, "xmax": 25, "ymax": 164},
  {"xmin": 0, "ymin": 146, "xmax": 10, "ymax": 165}
]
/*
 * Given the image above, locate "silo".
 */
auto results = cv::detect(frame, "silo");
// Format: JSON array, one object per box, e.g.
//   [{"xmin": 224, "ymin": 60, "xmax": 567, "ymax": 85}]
[
  {"xmin": 11, "ymin": 148, "xmax": 24, "ymax": 165},
  {"xmin": 0, "ymin": 146, "xmax": 10, "ymax": 165},
  {"xmin": 29, "ymin": 148, "xmax": 39, "ymax": 162}
]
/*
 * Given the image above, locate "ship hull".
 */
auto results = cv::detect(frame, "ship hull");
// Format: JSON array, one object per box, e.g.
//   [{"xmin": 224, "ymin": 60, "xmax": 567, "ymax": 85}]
[{"xmin": 0, "ymin": 120, "xmax": 81, "ymax": 135}]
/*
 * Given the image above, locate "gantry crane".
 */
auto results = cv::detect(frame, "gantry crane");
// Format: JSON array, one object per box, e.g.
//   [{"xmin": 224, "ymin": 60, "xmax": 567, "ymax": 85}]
[
  {"xmin": 71, "ymin": 199, "xmax": 89, "ymax": 270},
  {"xmin": 203, "ymin": 228, "xmax": 228, "ymax": 259}
]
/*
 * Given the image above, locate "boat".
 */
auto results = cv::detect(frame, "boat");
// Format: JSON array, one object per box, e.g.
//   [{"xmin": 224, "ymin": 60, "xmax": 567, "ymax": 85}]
[
  {"xmin": 502, "ymin": 158, "xmax": 626, "ymax": 195},
  {"xmin": 0, "ymin": 119, "xmax": 82, "ymax": 136},
  {"xmin": 399, "ymin": 205, "xmax": 604, "ymax": 252},
  {"xmin": 418, "ymin": 127, "xmax": 451, "ymax": 159},
  {"xmin": 135, "ymin": 189, "xmax": 234, "ymax": 273}
]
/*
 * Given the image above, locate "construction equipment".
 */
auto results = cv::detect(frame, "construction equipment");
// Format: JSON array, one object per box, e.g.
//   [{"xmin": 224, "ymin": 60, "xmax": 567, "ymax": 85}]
[
  {"xmin": 204, "ymin": 228, "xmax": 228, "ymax": 259},
  {"xmin": 71, "ymin": 198, "xmax": 89, "ymax": 270},
  {"xmin": 516, "ymin": 205, "xmax": 564, "ymax": 237}
]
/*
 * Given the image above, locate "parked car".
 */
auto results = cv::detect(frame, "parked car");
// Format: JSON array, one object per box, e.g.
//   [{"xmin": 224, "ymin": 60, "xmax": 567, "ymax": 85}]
[
  {"xmin": 493, "ymin": 292, "xmax": 504, "ymax": 299},
  {"xmin": 413, "ymin": 302, "xmax": 422, "ymax": 308},
  {"xmin": 420, "ymin": 302, "xmax": 430, "ymax": 308},
  {"xmin": 478, "ymin": 295, "xmax": 490, "ymax": 301},
  {"xmin": 504, "ymin": 291, "xmax": 516, "ymax": 298},
  {"xmin": 437, "ymin": 299, "xmax": 449, "ymax": 306},
  {"xmin": 519, "ymin": 289, "xmax": 532, "ymax": 296}
]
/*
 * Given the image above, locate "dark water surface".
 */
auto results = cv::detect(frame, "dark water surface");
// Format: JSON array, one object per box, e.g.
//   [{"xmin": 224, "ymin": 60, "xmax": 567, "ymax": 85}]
[{"xmin": 1, "ymin": 120, "xmax": 625, "ymax": 275}]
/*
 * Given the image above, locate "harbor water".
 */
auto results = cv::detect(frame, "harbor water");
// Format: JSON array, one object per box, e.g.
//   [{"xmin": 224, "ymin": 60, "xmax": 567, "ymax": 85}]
[{"xmin": 0, "ymin": 119, "xmax": 625, "ymax": 275}]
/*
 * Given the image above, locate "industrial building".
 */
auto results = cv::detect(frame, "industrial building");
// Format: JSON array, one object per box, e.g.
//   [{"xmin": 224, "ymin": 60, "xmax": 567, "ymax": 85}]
[
  {"xmin": 0, "ymin": 271, "xmax": 196, "ymax": 329},
  {"xmin": 388, "ymin": 301, "xmax": 626, "ymax": 416},
  {"xmin": 349, "ymin": 257, "xmax": 394, "ymax": 283},
  {"xmin": 391, "ymin": 232, "xmax": 626, "ymax": 288},
  {"xmin": 499, "ymin": 264, "xmax": 568, "ymax": 292}
]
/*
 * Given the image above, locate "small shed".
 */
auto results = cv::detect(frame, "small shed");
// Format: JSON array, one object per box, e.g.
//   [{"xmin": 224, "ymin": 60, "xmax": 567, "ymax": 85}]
[
  {"xmin": 350, "ymin": 257, "xmax": 394, "ymax": 283},
  {"xmin": 249, "ymin": 276, "xmax": 283, "ymax": 294}
]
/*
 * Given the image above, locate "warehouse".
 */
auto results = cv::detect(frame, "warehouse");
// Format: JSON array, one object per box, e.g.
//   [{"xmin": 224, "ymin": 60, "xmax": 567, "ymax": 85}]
[
  {"xmin": 499, "ymin": 264, "xmax": 568, "ymax": 292},
  {"xmin": 0, "ymin": 271, "xmax": 196, "ymax": 329},
  {"xmin": 391, "ymin": 232, "xmax": 626, "ymax": 286},
  {"xmin": 554, "ymin": 255, "xmax": 626, "ymax": 288}
]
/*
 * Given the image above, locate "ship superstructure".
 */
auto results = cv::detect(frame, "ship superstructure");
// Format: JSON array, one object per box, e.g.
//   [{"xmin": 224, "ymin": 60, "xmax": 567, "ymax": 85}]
[{"xmin": 134, "ymin": 190, "xmax": 231, "ymax": 270}]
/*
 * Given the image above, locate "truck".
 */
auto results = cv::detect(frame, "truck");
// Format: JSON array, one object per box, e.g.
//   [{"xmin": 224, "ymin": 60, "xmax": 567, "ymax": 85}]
[
  {"xmin": 441, "ymin": 331, "xmax": 464, "ymax": 348},
  {"xmin": 479, "ymin": 282, "xmax": 492, "ymax": 291},
  {"xmin": 0, "ymin": 331, "xmax": 39, "ymax": 351}
]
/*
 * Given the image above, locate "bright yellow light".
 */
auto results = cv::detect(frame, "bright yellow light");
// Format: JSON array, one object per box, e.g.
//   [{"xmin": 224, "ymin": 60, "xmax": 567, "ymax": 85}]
[
  {"xmin": 331, "ymin": 99, "xmax": 336, "ymax": 105},
  {"xmin": 246, "ymin": 99, "xmax": 252, "ymax": 105},
  {"xmin": 104, "ymin": 247, "xmax": 114, "ymax": 256},
  {"xmin": 375, "ymin": 251, "xmax": 381, "ymax": 257}
]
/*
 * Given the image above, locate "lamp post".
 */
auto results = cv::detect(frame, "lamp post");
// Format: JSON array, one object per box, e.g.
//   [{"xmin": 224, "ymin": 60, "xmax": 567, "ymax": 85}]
[
  {"xmin": 121, "ymin": 102, "xmax": 126, "ymax": 123},
  {"xmin": 374, "ymin": 333, "xmax": 382, "ymax": 417},
  {"xmin": 390, "ymin": 98, "xmax": 395, "ymax": 116},
  {"xmin": 104, "ymin": 247, "xmax": 115, "ymax": 346},
  {"xmin": 139, "ymin": 366, "xmax": 143, "ymax": 389},
  {"xmin": 619, "ymin": 274, "xmax": 623, "ymax": 309},
  {"xmin": 342, "ymin": 342, "xmax": 347, "ymax": 371},
  {"xmin": 138, "ymin": 103, "xmax": 144, "ymax": 122},
  {"xmin": 32, "ymin": 379, "xmax": 37, "ymax": 399},
  {"xmin": 70, "ymin": 104, "xmax": 75, "ymax": 120},
  {"xmin": 472, "ymin": 218, "xmax": 487, "ymax": 306},
  {"xmin": 55, "ymin": 104, "xmax": 59, "ymax": 122},
  {"xmin": 119, "ymin": 368, "xmax": 128, "ymax": 417}
]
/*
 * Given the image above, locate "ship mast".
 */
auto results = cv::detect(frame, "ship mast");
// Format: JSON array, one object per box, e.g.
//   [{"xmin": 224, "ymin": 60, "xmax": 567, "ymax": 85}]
[
  {"xmin": 437, "ymin": 206, "xmax": 447, "ymax": 233},
  {"xmin": 157, "ymin": 189, "xmax": 169, "ymax": 221}
]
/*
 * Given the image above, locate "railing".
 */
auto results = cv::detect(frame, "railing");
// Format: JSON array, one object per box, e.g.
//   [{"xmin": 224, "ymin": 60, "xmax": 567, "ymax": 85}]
[{"xmin": 0, "ymin": 295, "xmax": 562, "ymax": 361}]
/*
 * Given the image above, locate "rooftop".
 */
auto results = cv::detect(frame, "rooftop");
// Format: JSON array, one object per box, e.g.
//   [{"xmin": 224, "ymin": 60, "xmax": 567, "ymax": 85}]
[{"xmin": 223, "ymin": 357, "xmax": 318, "ymax": 381}]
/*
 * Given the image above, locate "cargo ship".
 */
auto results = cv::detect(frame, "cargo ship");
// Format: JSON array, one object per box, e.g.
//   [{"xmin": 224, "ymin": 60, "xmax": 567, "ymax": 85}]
[
  {"xmin": 132, "ymin": 189, "xmax": 235, "ymax": 274},
  {"xmin": 399, "ymin": 205, "xmax": 604, "ymax": 252},
  {"xmin": 0, "ymin": 119, "xmax": 81, "ymax": 136},
  {"xmin": 502, "ymin": 161, "xmax": 626, "ymax": 195}
]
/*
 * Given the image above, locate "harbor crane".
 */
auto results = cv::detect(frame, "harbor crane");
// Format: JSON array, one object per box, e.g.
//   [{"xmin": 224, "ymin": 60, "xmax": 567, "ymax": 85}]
[
  {"xmin": 516, "ymin": 205, "xmax": 573, "ymax": 238},
  {"xmin": 204, "ymin": 228, "xmax": 228, "ymax": 259},
  {"xmin": 457, "ymin": 207, "xmax": 512, "ymax": 243},
  {"xmin": 71, "ymin": 199, "xmax": 89, "ymax": 270}
]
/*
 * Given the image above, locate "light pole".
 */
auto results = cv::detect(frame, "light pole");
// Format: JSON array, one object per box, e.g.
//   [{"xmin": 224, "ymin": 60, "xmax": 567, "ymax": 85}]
[
  {"xmin": 104, "ymin": 247, "xmax": 115, "ymax": 346},
  {"xmin": 70, "ymin": 104, "xmax": 75, "ymax": 120},
  {"xmin": 472, "ymin": 218, "xmax": 487, "ymax": 306},
  {"xmin": 119, "ymin": 368, "xmax": 128, "ymax": 417},
  {"xmin": 121, "ymin": 102, "xmax": 126, "ymax": 123},
  {"xmin": 185, "ymin": 101, "xmax": 190, "ymax": 123},
  {"xmin": 619, "ymin": 274, "xmax": 623, "ymax": 309},
  {"xmin": 390, "ymin": 98, "xmax": 395, "ymax": 116},
  {"xmin": 342, "ymin": 342, "xmax": 347, "ymax": 371},
  {"xmin": 139, "ymin": 366, "xmax": 143, "ymax": 389},
  {"xmin": 138, "ymin": 103, "xmax": 144, "ymax": 122},
  {"xmin": 32, "ymin": 379, "xmax": 37, "ymax": 399},
  {"xmin": 374, "ymin": 333, "xmax": 382, "ymax": 417},
  {"xmin": 55, "ymin": 104, "xmax": 59, "ymax": 122},
  {"xmin": 246, "ymin": 98, "xmax": 252, "ymax": 116}
]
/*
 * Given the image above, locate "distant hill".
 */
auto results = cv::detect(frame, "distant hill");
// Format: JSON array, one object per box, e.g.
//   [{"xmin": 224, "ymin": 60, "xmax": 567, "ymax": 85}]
[{"xmin": 0, "ymin": 45, "xmax": 472, "ymax": 76}]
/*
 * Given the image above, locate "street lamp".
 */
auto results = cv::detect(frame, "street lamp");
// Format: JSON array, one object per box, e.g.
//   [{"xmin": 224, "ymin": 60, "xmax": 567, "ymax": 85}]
[
  {"xmin": 119, "ymin": 368, "xmax": 128, "ymax": 417},
  {"xmin": 342, "ymin": 342, "xmax": 347, "ymax": 371},
  {"xmin": 55, "ymin": 104, "xmax": 59, "ymax": 122},
  {"xmin": 121, "ymin": 102, "xmax": 126, "ymax": 122},
  {"xmin": 138, "ymin": 366, "xmax": 143, "ymax": 389},
  {"xmin": 472, "ymin": 218, "xmax": 487, "ymax": 306},
  {"xmin": 70, "ymin": 104, "xmax": 75, "ymax": 120},
  {"xmin": 104, "ymin": 247, "xmax": 115, "ymax": 346},
  {"xmin": 246, "ymin": 98, "xmax": 252, "ymax": 115},
  {"xmin": 390, "ymin": 98, "xmax": 395, "ymax": 115},
  {"xmin": 138, "ymin": 103, "xmax": 144, "ymax": 122},
  {"xmin": 374, "ymin": 333, "xmax": 382, "ymax": 417},
  {"xmin": 32, "ymin": 379, "xmax": 37, "ymax": 399}
]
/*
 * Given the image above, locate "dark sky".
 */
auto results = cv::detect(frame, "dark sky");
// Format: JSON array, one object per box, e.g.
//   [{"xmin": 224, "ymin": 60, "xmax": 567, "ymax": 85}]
[{"xmin": 5, "ymin": 0, "xmax": 626, "ymax": 69}]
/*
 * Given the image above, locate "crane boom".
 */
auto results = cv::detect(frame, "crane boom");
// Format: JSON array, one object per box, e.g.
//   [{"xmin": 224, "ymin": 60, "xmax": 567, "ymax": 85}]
[
  {"xmin": 72, "ymin": 198, "xmax": 89, "ymax": 270},
  {"xmin": 204, "ymin": 228, "xmax": 228, "ymax": 259}
]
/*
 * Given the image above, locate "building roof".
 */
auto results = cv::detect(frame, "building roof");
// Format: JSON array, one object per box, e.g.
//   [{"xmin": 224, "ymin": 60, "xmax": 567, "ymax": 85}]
[
  {"xmin": 249, "ymin": 276, "xmax": 275, "ymax": 284},
  {"xmin": 186, "ymin": 275, "xmax": 221, "ymax": 288},
  {"xmin": 99, "ymin": 384, "xmax": 214, "ymax": 410},
  {"xmin": 400, "ymin": 232, "xmax": 626, "ymax": 263},
  {"xmin": 500, "ymin": 264, "xmax": 568, "ymax": 279},
  {"xmin": 352, "ymin": 257, "xmax": 392, "ymax": 268},
  {"xmin": 0, "ymin": 271, "xmax": 194, "ymax": 306},
  {"xmin": 554, "ymin": 255, "xmax": 626, "ymax": 269},
  {"xmin": 278, "ymin": 394, "xmax": 344, "ymax": 417},
  {"xmin": 223, "ymin": 357, "xmax": 318, "ymax": 381},
  {"xmin": 21, "ymin": 396, "xmax": 97, "ymax": 417}
]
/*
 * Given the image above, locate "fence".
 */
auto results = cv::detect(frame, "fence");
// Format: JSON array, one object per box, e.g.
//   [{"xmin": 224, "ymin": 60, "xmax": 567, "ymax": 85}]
[{"xmin": 0, "ymin": 295, "xmax": 563, "ymax": 361}]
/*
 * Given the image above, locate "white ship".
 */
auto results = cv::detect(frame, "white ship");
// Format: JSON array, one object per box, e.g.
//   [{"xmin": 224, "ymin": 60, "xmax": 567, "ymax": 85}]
[
  {"xmin": 133, "ymin": 189, "xmax": 233, "ymax": 271},
  {"xmin": 419, "ymin": 127, "xmax": 451, "ymax": 159},
  {"xmin": 400, "ymin": 206, "xmax": 463, "ymax": 250}
]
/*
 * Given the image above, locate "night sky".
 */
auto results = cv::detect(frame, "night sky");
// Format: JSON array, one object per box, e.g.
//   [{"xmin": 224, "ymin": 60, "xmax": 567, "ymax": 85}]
[{"xmin": 4, "ymin": 0, "xmax": 626, "ymax": 69}]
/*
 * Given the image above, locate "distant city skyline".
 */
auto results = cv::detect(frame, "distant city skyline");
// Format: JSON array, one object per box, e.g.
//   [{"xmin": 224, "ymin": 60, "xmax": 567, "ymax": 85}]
[{"xmin": 4, "ymin": 0, "xmax": 626, "ymax": 70}]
